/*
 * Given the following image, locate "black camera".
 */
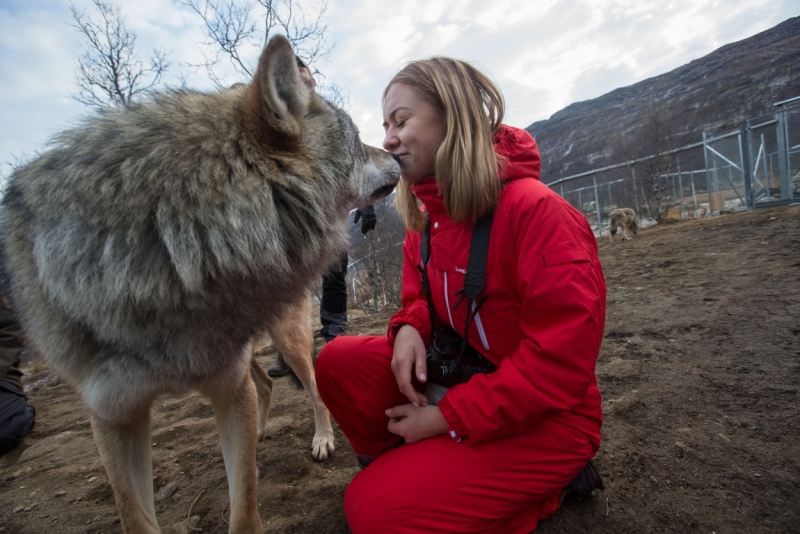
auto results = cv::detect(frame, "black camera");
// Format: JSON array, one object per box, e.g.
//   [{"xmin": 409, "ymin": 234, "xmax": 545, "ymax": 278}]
[{"xmin": 425, "ymin": 329, "xmax": 497, "ymax": 389}]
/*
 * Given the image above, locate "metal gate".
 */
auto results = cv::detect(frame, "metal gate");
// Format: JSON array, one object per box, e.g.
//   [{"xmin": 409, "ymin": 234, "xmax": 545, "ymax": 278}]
[
  {"xmin": 743, "ymin": 96, "xmax": 800, "ymax": 208},
  {"xmin": 703, "ymin": 130, "xmax": 746, "ymax": 215}
]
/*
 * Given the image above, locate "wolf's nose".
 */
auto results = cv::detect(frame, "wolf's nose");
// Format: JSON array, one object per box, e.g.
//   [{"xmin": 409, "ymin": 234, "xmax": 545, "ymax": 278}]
[{"xmin": 391, "ymin": 154, "xmax": 401, "ymax": 164}]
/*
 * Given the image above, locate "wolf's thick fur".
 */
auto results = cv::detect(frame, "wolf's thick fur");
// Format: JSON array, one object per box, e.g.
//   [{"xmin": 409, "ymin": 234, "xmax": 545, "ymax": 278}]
[
  {"xmin": 0, "ymin": 35, "xmax": 398, "ymax": 534},
  {"xmin": 608, "ymin": 207, "xmax": 638, "ymax": 242}
]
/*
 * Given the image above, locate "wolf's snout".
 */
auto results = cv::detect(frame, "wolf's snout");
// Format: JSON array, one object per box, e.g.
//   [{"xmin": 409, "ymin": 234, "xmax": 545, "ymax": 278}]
[
  {"xmin": 360, "ymin": 149, "xmax": 399, "ymax": 203},
  {"xmin": 370, "ymin": 183, "xmax": 396, "ymax": 200}
]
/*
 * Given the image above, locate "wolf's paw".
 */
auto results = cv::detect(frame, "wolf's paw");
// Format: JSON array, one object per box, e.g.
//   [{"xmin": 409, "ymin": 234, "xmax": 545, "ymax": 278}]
[
  {"xmin": 170, "ymin": 514, "xmax": 200, "ymax": 534},
  {"xmin": 311, "ymin": 432, "xmax": 335, "ymax": 461}
]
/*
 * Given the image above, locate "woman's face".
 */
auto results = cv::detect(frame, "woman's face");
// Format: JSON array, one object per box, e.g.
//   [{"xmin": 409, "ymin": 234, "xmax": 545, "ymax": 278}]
[{"xmin": 382, "ymin": 83, "xmax": 446, "ymax": 184}]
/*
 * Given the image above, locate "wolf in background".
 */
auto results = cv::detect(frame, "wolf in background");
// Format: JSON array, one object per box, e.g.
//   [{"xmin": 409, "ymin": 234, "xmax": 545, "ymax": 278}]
[
  {"xmin": 0, "ymin": 34, "xmax": 399, "ymax": 534},
  {"xmin": 608, "ymin": 207, "xmax": 639, "ymax": 242}
]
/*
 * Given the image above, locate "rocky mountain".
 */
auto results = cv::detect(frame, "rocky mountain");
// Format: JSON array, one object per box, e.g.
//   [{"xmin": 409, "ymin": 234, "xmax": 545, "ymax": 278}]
[{"xmin": 527, "ymin": 16, "xmax": 800, "ymax": 184}]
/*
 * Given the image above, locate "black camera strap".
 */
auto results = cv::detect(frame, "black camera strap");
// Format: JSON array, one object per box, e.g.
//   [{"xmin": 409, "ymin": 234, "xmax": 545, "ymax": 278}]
[
  {"xmin": 418, "ymin": 219, "xmax": 437, "ymax": 330},
  {"xmin": 419, "ymin": 209, "xmax": 495, "ymax": 372}
]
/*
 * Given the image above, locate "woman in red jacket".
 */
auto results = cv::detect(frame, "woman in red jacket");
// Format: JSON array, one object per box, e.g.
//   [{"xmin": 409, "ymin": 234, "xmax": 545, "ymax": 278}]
[{"xmin": 315, "ymin": 57, "xmax": 606, "ymax": 533}]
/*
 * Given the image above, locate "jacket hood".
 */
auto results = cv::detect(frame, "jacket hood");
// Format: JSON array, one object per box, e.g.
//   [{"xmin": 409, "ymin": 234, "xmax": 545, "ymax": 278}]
[
  {"xmin": 494, "ymin": 124, "xmax": 541, "ymax": 182},
  {"xmin": 410, "ymin": 124, "xmax": 541, "ymax": 203}
]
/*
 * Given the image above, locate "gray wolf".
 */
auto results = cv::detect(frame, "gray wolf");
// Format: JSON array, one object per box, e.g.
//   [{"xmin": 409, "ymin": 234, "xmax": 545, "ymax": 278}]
[
  {"xmin": 608, "ymin": 208, "xmax": 638, "ymax": 242},
  {"xmin": 0, "ymin": 34, "xmax": 399, "ymax": 534}
]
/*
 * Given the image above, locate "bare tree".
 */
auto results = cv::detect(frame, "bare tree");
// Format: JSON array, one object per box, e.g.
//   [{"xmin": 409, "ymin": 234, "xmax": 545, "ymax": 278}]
[
  {"xmin": 613, "ymin": 132, "xmax": 647, "ymax": 217},
  {"xmin": 173, "ymin": 0, "xmax": 340, "ymax": 98},
  {"xmin": 70, "ymin": 0, "xmax": 170, "ymax": 107},
  {"xmin": 347, "ymin": 197, "xmax": 405, "ymax": 314},
  {"xmin": 613, "ymin": 104, "xmax": 687, "ymax": 222}
]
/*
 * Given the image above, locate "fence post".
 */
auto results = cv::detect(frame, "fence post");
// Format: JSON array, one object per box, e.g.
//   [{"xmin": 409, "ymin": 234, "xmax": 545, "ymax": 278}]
[
  {"xmin": 761, "ymin": 133, "xmax": 769, "ymax": 196},
  {"xmin": 634, "ymin": 167, "xmax": 651, "ymax": 217},
  {"xmin": 677, "ymin": 157, "xmax": 685, "ymax": 219},
  {"xmin": 593, "ymin": 175, "xmax": 603, "ymax": 235},
  {"xmin": 628, "ymin": 164, "xmax": 639, "ymax": 215},
  {"xmin": 776, "ymin": 108, "xmax": 791, "ymax": 200},
  {"xmin": 703, "ymin": 131, "xmax": 714, "ymax": 215},
  {"xmin": 726, "ymin": 164, "xmax": 733, "ymax": 210},
  {"xmin": 740, "ymin": 124, "xmax": 754, "ymax": 210},
  {"xmin": 670, "ymin": 172, "xmax": 675, "ymax": 213},
  {"xmin": 368, "ymin": 233, "xmax": 379, "ymax": 312}
]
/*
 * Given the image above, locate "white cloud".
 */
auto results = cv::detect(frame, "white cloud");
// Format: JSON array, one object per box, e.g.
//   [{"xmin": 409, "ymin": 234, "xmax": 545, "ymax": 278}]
[
  {"xmin": 471, "ymin": 0, "xmax": 558, "ymax": 29},
  {"xmin": 0, "ymin": 3, "xmax": 85, "ymax": 176}
]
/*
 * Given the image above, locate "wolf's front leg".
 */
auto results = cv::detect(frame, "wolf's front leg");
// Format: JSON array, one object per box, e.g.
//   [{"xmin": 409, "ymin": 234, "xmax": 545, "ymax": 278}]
[
  {"xmin": 205, "ymin": 369, "xmax": 263, "ymax": 534},
  {"xmin": 268, "ymin": 292, "xmax": 335, "ymax": 461},
  {"xmin": 91, "ymin": 406, "xmax": 160, "ymax": 534}
]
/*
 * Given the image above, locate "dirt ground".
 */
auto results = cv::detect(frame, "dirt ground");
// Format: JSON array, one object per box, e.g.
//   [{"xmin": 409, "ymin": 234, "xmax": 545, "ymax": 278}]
[{"xmin": 1, "ymin": 203, "xmax": 799, "ymax": 534}]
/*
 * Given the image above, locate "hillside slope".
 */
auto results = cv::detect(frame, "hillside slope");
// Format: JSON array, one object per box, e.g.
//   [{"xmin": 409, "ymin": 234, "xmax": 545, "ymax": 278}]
[{"xmin": 527, "ymin": 16, "xmax": 800, "ymax": 182}]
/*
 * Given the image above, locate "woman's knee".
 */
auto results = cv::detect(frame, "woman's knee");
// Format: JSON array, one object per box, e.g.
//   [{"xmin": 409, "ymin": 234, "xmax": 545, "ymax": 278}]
[
  {"xmin": 315, "ymin": 336, "xmax": 385, "ymax": 410},
  {"xmin": 316, "ymin": 335, "xmax": 369, "ymax": 372},
  {"xmin": 344, "ymin": 471, "xmax": 399, "ymax": 534},
  {"xmin": 314, "ymin": 339, "xmax": 346, "ymax": 407},
  {"xmin": 314, "ymin": 338, "xmax": 338, "ymax": 379}
]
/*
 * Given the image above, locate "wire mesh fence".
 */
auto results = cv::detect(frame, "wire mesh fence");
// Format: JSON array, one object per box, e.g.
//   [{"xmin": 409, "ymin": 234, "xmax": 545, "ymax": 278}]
[{"xmin": 548, "ymin": 96, "xmax": 800, "ymax": 236}]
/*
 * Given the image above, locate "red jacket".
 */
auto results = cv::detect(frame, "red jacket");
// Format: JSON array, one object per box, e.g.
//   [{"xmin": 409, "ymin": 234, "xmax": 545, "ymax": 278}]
[{"xmin": 388, "ymin": 125, "xmax": 605, "ymax": 444}]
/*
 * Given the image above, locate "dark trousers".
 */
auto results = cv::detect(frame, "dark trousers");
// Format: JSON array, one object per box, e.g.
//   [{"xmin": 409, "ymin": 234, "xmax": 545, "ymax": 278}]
[
  {"xmin": 320, "ymin": 251, "xmax": 348, "ymax": 342},
  {"xmin": 0, "ymin": 380, "xmax": 35, "ymax": 454},
  {"xmin": 0, "ymin": 305, "xmax": 35, "ymax": 454}
]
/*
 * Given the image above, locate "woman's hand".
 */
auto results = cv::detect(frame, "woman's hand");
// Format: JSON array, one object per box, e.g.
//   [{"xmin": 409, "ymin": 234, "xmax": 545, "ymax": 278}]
[
  {"xmin": 391, "ymin": 324, "xmax": 428, "ymax": 406},
  {"xmin": 386, "ymin": 403, "xmax": 448, "ymax": 443}
]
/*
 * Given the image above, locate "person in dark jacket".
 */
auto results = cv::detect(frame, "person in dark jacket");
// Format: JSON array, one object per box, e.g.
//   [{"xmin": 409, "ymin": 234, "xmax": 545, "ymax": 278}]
[
  {"xmin": 320, "ymin": 205, "xmax": 376, "ymax": 342},
  {"xmin": 0, "ymin": 283, "xmax": 35, "ymax": 455},
  {"xmin": 267, "ymin": 56, "xmax": 376, "ymax": 377},
  {"xmin": 315, "ymin": 57, "xmax": 606, "ymax": 532}
]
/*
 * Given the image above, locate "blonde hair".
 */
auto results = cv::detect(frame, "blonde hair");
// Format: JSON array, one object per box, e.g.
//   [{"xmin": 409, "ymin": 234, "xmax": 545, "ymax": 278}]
[{"xmin": 385, "ymin": 57, "xmax": 505, "ymax": 232}]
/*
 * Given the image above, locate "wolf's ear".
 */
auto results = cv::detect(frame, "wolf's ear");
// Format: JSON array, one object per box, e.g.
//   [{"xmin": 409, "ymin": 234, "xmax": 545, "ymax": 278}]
[{"xmin": 256, "ymin": 34, "xmax": 310, "ymax": 137}]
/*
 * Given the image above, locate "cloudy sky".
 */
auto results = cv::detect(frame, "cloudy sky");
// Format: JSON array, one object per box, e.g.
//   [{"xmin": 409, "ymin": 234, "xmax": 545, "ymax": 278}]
[{"xmin": 1, "ymin": 0, "xmax": 797, "ymax": 179}]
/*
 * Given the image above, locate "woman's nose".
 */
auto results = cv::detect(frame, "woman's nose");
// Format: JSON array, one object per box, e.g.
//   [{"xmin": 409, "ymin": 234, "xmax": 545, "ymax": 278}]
[{"xmin": 383, "ymin": 129, "xmax": 398, "ymax": 152}]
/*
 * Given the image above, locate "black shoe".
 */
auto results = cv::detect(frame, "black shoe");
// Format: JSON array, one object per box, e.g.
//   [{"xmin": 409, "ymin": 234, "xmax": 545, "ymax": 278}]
[
  {"xmin": 267, "ymin": 354, "xmax": 291, "ymax": 377},
  {"xmin": 356, "ymin": 454, "xmax": 375, "ymax": 469},
  {"xmin": 559, "ymin": 460, "xmax": 604, "ymax": 501}
]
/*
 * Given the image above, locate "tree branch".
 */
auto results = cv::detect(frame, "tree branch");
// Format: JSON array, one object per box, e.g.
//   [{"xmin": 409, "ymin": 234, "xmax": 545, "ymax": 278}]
[
  {"xmin": 175, "ymin": 0, "xmax": 333, "ymax": 85},
  {"xmin": 69, "ymin": 0, "xmax": 169, "ymax": 107}
]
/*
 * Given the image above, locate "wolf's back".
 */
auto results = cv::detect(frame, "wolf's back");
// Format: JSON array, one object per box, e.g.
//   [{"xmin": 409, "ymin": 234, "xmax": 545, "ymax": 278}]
[{"xmin": 0, "ymin": 87, "xmax": 353, "ymax": 376}]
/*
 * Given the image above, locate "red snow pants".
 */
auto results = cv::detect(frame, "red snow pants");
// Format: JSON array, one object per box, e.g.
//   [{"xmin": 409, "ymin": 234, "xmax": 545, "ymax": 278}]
[{"xmin": 315, "ymin": 335, "xmax": 601, "ymax": 534}]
